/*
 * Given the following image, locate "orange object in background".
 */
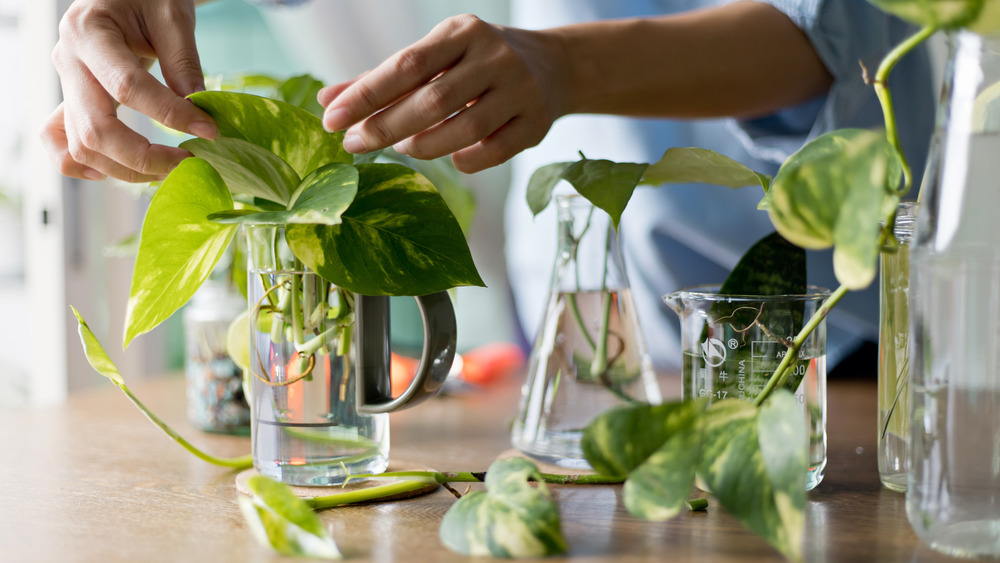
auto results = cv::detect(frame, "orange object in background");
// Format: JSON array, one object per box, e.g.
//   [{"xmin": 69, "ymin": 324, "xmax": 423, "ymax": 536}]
[
  {"xmin": 390, "ymin": 342, "xmax": 526, "ymax": 396},
  {"xmin": 459, "ymin": 342, "xmax": 525, "ymax": 386}
]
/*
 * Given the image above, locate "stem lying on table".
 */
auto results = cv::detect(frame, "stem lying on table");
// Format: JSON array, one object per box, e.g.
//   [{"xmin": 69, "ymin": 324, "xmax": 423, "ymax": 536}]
[{"xmin": 118, "ymin": 385, "xmax": 253, "ymax": 469}]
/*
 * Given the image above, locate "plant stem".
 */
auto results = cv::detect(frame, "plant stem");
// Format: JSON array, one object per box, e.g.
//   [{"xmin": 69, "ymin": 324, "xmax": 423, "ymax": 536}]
[
  {"xmin": 117, "ymin": 384, "xmax": 253, "ymax": 469},
  {"xmin": 306, "ymin": 480, "xmax": 434, "ymax": 510},
  {"xmin": 873, "ymin": 24, "xmax": 939, "ymax": 197},
  {"xmin": 751, "ymin": 284, "xmax": 850, "ymax": 407},
  {"xmin": 346, "ymin": 470, "xmax": 626, "ymax": 485}
]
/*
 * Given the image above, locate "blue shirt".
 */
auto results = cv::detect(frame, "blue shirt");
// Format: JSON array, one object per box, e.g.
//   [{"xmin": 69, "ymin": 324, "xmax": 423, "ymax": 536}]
[{"xmin": 503, "ymin": 0, "xmax": 935, "ymax": 369}]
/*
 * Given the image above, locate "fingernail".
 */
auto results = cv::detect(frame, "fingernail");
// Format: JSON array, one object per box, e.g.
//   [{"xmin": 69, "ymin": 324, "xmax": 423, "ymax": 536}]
[
  {"xmin": 83, "ymin": 169, "xmax": 106, "ymax": 181},
  {"xmin": 324, "ymin": 107, "xmax": 351, "ymax": 132},
  {"xmin": 393, "ymin": 141, "xmax": 410, "ymax": 156},
  {"xmin": 343, "ymin": 134, "xmax": 367, "ymax": 154},
  {"xmin": 189, "ymin": 121, "xmax": 218, "ymax": 140}
]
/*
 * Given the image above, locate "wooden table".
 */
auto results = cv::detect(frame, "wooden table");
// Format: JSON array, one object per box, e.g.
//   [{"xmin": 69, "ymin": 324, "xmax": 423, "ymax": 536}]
[{"xmin": 0, "ymin": 374, "xmax": 957, "ymax": 562}]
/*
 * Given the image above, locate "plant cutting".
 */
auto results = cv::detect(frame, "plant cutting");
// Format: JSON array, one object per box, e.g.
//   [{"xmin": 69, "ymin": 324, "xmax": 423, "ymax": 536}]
[{"xmin": 69, "ymin": 0, "xmax": 1000, "ymax": 560}]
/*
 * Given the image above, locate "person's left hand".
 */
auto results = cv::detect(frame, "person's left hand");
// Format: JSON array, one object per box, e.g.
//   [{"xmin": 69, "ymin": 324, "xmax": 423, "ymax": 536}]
[{"xmin": 318, "ymin": 14, "xmax": 568, "ymax": 174}]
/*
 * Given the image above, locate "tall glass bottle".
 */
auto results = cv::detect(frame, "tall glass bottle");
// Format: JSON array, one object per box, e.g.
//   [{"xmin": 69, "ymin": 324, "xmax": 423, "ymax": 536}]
[
  {"xmin": 907, "ymin": 29, "xmax": 1000, "ymax": 558},
  {"xmin": 511, "ymin": 195, "xmax": 661, "ymax": 469}
]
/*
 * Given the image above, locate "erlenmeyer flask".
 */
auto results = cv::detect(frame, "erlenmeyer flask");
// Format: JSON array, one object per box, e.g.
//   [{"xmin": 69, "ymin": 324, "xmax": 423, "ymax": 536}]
[{"xmin": 511, "ymin": 194, "xmax": 661, "ymax": 469}]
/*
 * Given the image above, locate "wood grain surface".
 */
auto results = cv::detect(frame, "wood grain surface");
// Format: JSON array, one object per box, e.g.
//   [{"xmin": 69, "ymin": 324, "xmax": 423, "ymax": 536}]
[{"xmin": 0, "ymin": 373, "xmax": 956, "ymax": 562}]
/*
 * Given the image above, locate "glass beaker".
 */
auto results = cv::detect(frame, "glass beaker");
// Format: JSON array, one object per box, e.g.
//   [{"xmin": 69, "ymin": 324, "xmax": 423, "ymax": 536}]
[
  {"xmin": 245, "ymin": 225, "xmax": 455, "ymax": 486},
  {"xmin": 664, "ymin": 285, "xmax": 829, "ymax": 491},
  {"xmin": 877, "ymin": 201, "xmax": 918, "ymax": 492},
  {"xmin": 906, "ymin": 29, "xmax": 1000, "ymax": 558},
  {"xmin": 511, "ymin": 195, "xmax": 661, "ymax": 469}
]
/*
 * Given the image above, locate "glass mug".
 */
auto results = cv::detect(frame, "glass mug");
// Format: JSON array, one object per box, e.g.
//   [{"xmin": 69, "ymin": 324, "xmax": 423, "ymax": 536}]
[{"xmin": 246, "ymin": 225, "xmax": 456, "ymax": 486}]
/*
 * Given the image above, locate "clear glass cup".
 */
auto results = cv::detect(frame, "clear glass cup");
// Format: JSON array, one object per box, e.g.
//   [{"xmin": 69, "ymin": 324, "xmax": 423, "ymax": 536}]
[
  {"xmin": 245, "ymin": 225, "xmax": 455, "ymax": 486},
  {"xmin": 664, "ymin": 285, "xmax": 829, "ymax": 490}
]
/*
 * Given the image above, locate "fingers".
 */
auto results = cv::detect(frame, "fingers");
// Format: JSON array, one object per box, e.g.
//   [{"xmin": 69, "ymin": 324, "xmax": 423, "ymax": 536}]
[
  {"xmin": 41, "ymin": 104, "xmax": 106, "ymax": 181},
  {"xmin": 70, "ymin": 28, "xmax": 216, "ymax": 138},
  {"xmin": 48, "ymin": 0, "xmax": 212, "ymax": 181},
  {"xmin": 318, "ymin": 75, "xmax": 361, "ymax": 109},
  {"xmin": 451, "ymin": 115, "xmax": 549, "ymax": 174},
  {"xmin": 391, "ymin": 92, "xmax": 514, "ymax": 161},
  {"xmin": 342, "ymin": 61, "xmax": 495, "ymax": 155},
  {"xmin": 321, "ymin": 15, "xmax": 484, "ymax": 134}
]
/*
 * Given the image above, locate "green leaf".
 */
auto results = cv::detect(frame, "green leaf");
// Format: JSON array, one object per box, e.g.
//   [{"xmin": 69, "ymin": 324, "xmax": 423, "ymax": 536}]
[
  {"xmin": 622, "ymin": 425, "xmax": 703, "ymax": 521},
  {"xmin": 582, "ymin": 399, "xmax": 706, "ymax": 477},
  {"xmin": 181, "ymin": 136, "xmax": 300, "ymax": 205},
  {"xmin": 188, "ymin": 90, "xmax": 352, "ymax": 179},
  {"xmin": 767, "ymin": 129, "xmax": 899, "ymax": 289},
  {"xmin": 698, "ymin": 396, "xmax": 805, "ymax": 562},
  {"xmin": 286, "ymin": 163, "xmax": 484, "ymax": 296},
  {"xmin": 71, "ymin": 306, "xmax": 125, "ymax": 386},
  {"xmin": 719, "ymin": 232, "xmax": 806, "ymax": 297},
  {"xmin": 211, "ymin": 163, "xmax": 359, "ymax": 225},
  {"xmin": 563, "ymin": 158, "xmax": 648, "ymax": 230},
  {"xmin": 526, "ymin": 161, "xmax": 573, "ymax": 216},
  {"xmin": 866, "ymin": 0, "xmax": 981, "ymax": 27},
  {"xmin": 239, "ymin": 475, "xmax": 342, "ymax": 559},
  {"xmin": 640, "ymin": 147, "xmax": 771, "ymax": 192},
  {"xmin": 124, "ymin": 158, "xmax": 238, "ymax": 347},
  {"xmin": 386, "ymin": 150, "xmax": 477, "ymax": 235},
  {"xmin": 439, "ymin": 458, "xmax": 567, "ymax": 558},
  {"xmin": 278, "ymin": 74, "xmax": 326, "ymax": 118}
]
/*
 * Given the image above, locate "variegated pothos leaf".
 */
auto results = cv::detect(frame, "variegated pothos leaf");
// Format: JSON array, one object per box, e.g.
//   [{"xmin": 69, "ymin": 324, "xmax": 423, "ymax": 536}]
[{"xmin": 439, "ymin": 458, "xmax": 567, "ymax": 558}]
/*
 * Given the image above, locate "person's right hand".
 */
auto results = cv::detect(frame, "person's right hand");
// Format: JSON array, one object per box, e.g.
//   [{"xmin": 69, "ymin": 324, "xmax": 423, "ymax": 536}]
[{"xmin": 42, "ymin": 0, "xmax": 218, "ymax": 183}]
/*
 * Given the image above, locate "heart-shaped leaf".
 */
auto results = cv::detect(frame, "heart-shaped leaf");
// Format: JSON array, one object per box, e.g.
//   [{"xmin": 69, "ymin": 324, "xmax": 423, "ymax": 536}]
[
  {"xmin": 562, "ymin": 158, "xmax": 648, "ymax": 230},
  {"xmin": 239, "ymin": 475, "xmax": 342, "ymax": 559},
  {"xmin": 211, "ymin": 163, "xmax": 359, "ymax": 225},
  {"xmin": 189, "ymin": 90, "xmax": 352, "ymax": 179},
  {"xmin": 622, "ymin": 425, "xmax": 703, "ymax": 521},
  {"xmin": 526, "ymin": 161, "xmax": 573, "ymax": 216},
  {"xmin": 640, "ymin": 147, "xmax": 771, "ymax": 192},
  {"xmin": 286, "ymin": 163, "xmax": 484, "ymax": 296},
  {"xmin": 124, "ymin": 158, "xmax": 238, "ymax": 347},
  {"xmin": 697, "ymin": 393, "xmax": 806, "ymax": 562},
  {"xmin": 181, "ymin": 136, "xmax": 300, "ymax": 205},
  {"xmin": 766, "ymin": 129, "xmax": 900, "ymax": 289},
  {"xmin": 582, "ymin": 399, "xmax": 706, "ymax": 477},
  {"xmin": 439, "ymin": 458, "xmax": 567, "ymax": 558}
]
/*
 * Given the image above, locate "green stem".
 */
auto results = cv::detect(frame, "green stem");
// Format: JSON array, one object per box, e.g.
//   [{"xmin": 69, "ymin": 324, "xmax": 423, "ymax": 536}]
[
  {"xmin": 751, "ymin": 284, "xmax": 850, "ymax": 407},
  {"xmin": 306, "ymin": 480, "xmax": 433, "ymax": 510},
  {"xmin": 590, "ymin": 237, "xmax": 614, "ymax": 377},
  {"xmin": 873, "ymin": 24, "xmax": 939, "ymax": 197},
  {"xmin": 118, "ymin": 385, "xmax": 253, "ymax": 469},
  {"xmin": 346, "ymin": 470, "xmax": 626, "ymax": 485}
]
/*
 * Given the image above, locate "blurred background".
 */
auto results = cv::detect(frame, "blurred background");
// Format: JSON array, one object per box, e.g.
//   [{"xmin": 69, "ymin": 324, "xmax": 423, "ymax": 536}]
[{"xmin": 1, "ymin": 0, "xmax": 520, "ymax": 408}]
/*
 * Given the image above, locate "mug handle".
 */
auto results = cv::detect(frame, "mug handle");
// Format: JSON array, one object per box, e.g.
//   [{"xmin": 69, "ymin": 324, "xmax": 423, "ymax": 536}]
[{"xmin": 355, "ymin": 293, "xmax": 456, "ymax": 414}]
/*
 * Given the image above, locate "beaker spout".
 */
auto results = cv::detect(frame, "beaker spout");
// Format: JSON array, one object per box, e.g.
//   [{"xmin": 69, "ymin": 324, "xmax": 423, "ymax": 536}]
[{"xmin": 662, "ymin": 291, "xmax": 685, "ymax": 315}]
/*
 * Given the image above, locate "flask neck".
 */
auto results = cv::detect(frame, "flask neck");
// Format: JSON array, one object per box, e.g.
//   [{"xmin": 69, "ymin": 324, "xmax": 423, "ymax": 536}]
[{"xmin": 553, "ymin": 196, "xmax": 629, "ymax": 292}]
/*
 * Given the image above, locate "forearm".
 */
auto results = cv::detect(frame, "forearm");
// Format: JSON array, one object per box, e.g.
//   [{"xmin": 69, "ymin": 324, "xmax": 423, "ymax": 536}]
[{"xmin": 548, "ymin": 1, "xmax": 833, "ymax": 120}]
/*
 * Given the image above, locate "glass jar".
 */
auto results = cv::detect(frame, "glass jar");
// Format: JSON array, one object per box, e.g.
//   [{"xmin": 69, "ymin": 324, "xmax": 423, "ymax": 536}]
[
  {"xmin": 907, "ymin": 29, "xmax": 1000, "ymax": 558},
  {"xmin": 183, "ymin": 280, "xmax": 250, "ymax": 434},
  {"xmin": 877, "ymin": 201, "xmax": 918, "ymax": 492}
]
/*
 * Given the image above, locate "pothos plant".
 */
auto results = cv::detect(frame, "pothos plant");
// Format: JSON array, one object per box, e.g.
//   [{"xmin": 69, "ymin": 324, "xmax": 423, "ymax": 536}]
[{"xmin": 69, "ymin": 2, "xmax": 1000, "ymax": 562}]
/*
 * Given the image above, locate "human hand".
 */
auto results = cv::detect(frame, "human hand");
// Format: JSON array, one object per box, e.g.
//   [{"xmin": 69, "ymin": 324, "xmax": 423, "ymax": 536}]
[
  {"xmin": 43, "ymin": 0, "xmax": 218, "ymax": 182},
  {"xmin": 319, "ymin": 15, "xmax": 567, "ymax": 174}
]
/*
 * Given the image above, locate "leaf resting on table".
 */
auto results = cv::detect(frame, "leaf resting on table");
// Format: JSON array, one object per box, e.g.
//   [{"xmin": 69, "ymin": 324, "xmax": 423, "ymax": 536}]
[
  {"xmin": 439, "ymin": 458, "xmax": 567, "ymax": 558},
  {"xmin": 239, "ymin": 475, "xmax": 342, "ymax": 560}
]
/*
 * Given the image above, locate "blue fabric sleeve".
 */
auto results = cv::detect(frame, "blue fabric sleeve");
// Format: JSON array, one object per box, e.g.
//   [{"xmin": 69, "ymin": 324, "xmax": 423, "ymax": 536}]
[
  {"xmin": 244, "ymin": 0, "xmax": 310, "ymax": 6},
  {"xmin": 732, "ymin": 0, "xmax": 936, "ymax": 187}
]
